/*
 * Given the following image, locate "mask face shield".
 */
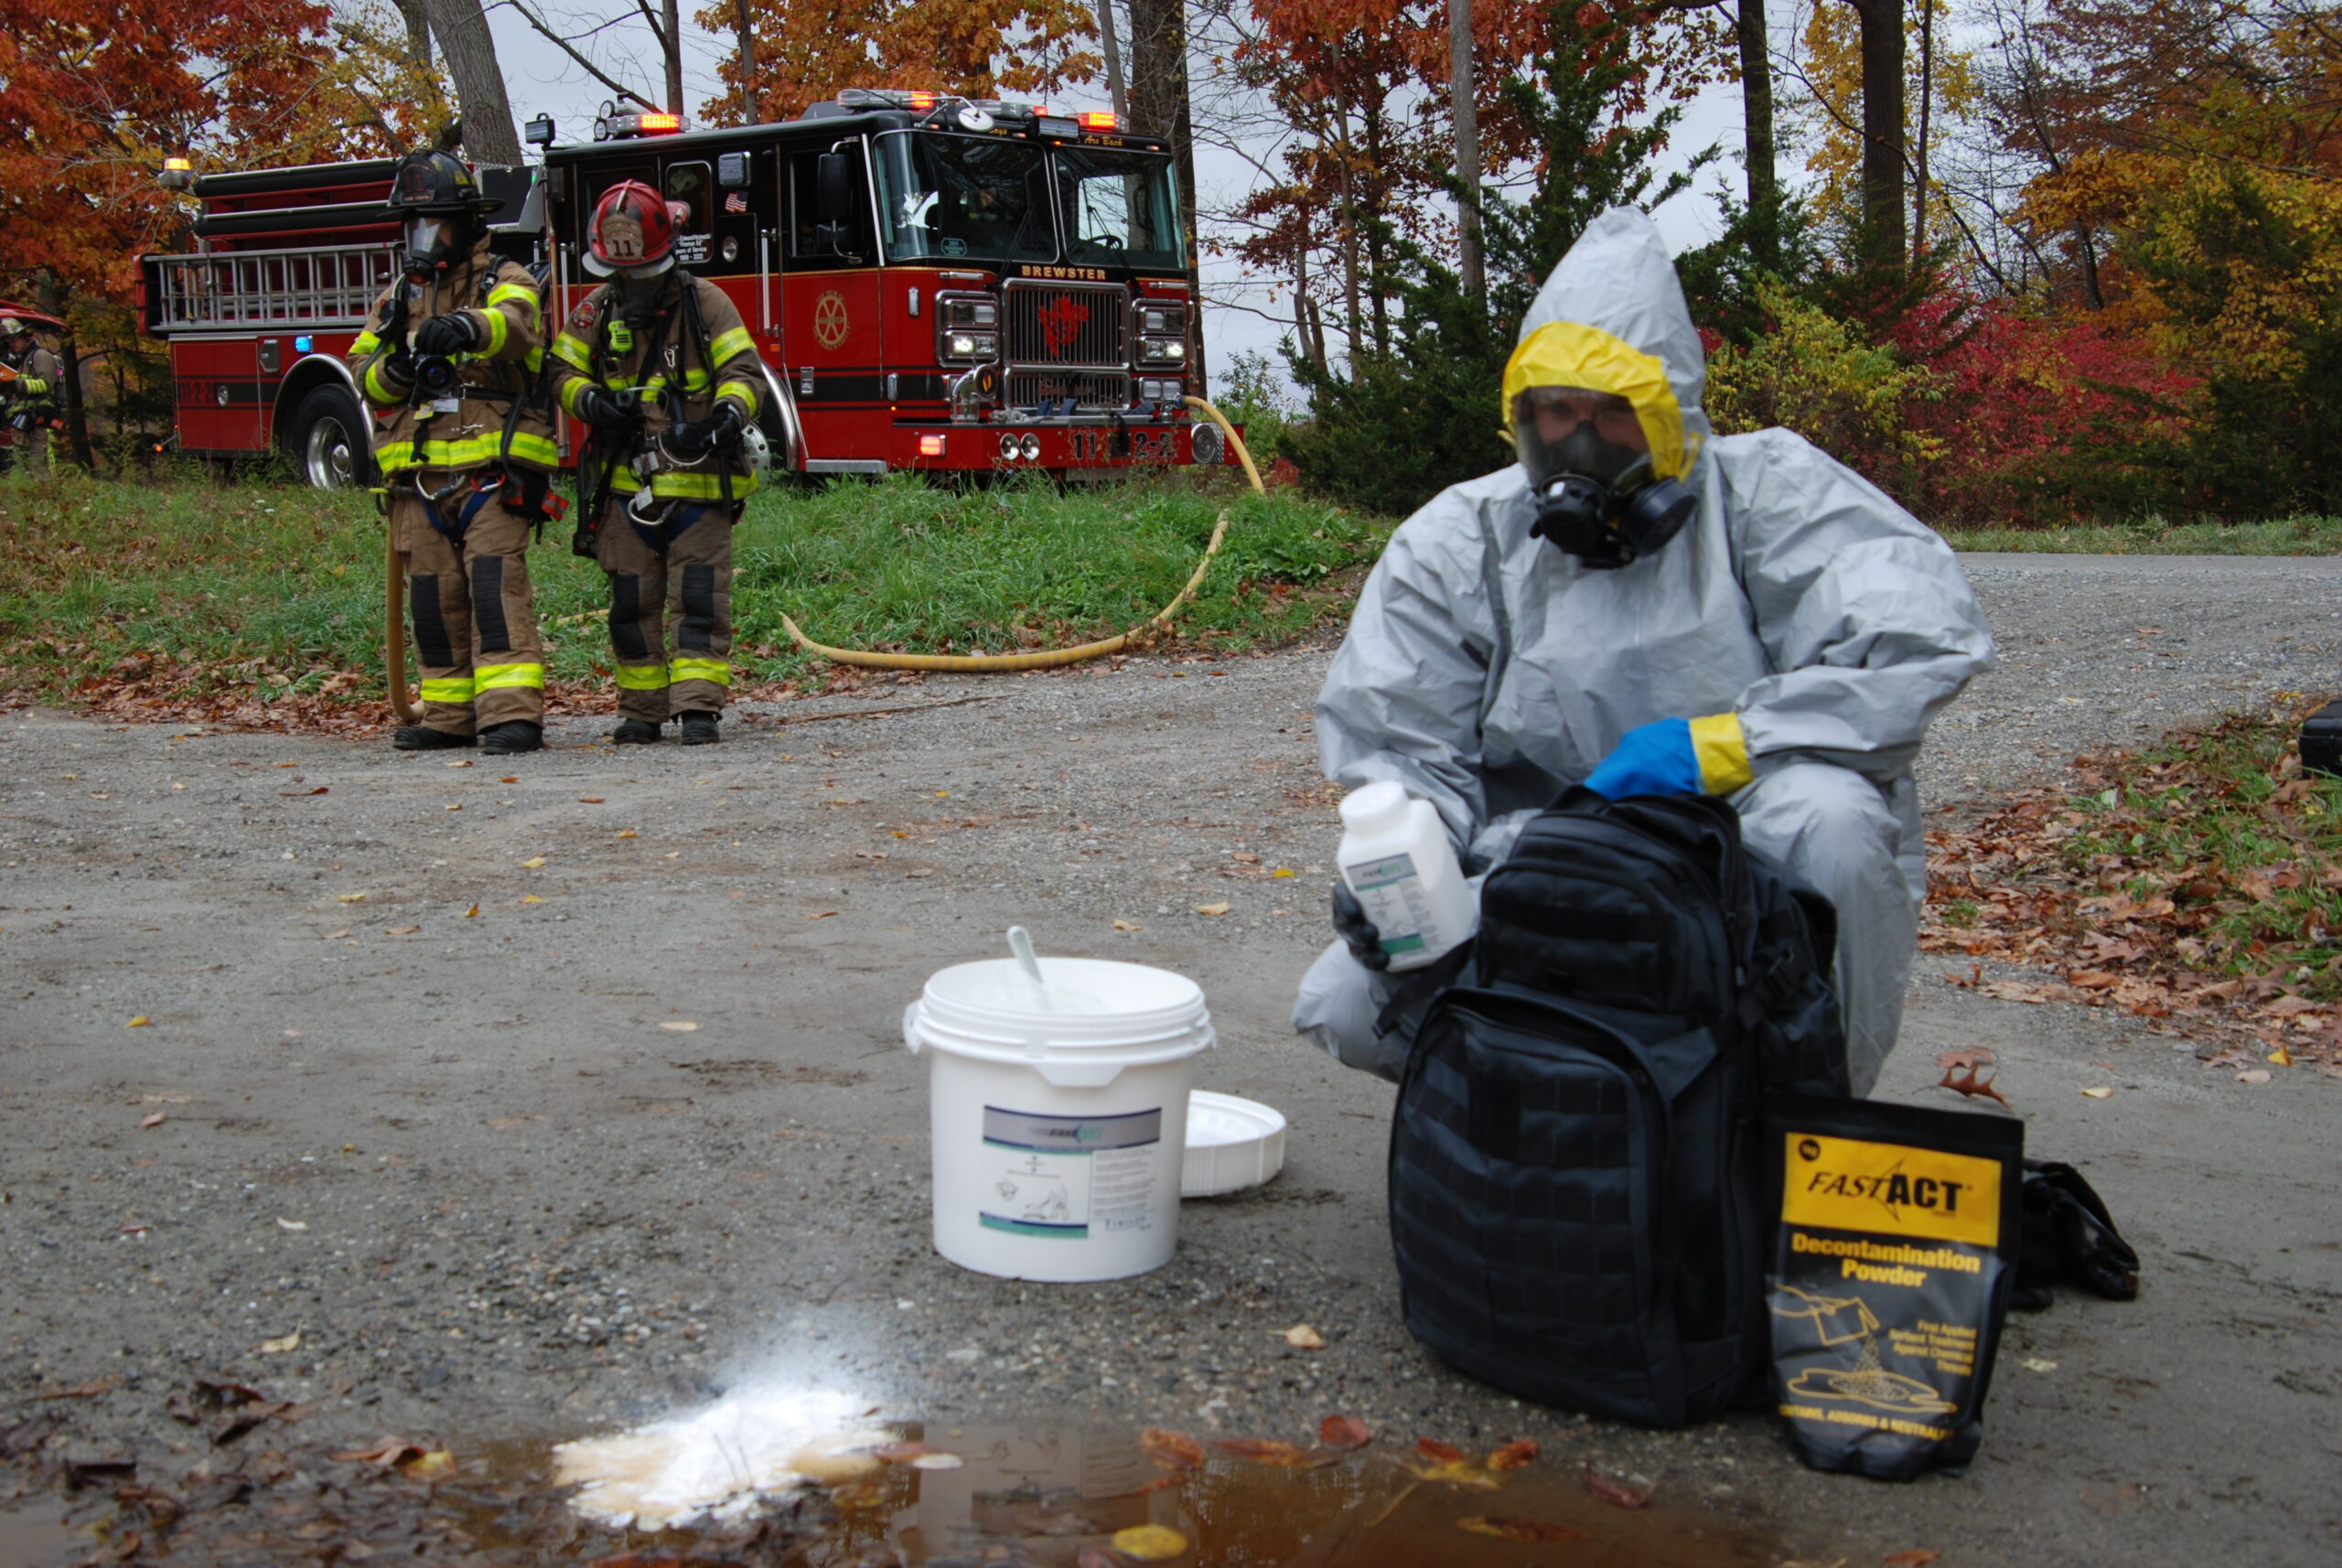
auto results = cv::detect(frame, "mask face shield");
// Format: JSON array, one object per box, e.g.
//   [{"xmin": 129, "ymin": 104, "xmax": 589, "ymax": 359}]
[
  {"xmin": 404, "ymin": 214, "xmax": 462, "ymax": 274},
  {"xmin": 1513, "ymin": 386, "xmax": 1649, "ymax": 491}
]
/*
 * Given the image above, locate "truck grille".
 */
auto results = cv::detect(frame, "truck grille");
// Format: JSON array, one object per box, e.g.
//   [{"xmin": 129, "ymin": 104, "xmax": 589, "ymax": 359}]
[
  {"xmin": 1004, "ymin": 371, "xmax": 1133, "ymax": 412},
  {"xmin": 1005, "ymin": 284, "xmax": 1126, "ymax": 368}
]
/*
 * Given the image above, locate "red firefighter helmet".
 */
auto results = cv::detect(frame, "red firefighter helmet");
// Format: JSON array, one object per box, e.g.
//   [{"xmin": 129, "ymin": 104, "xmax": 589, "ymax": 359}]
[{"xmin": 585, "ymin": 181, "xmax": 676, "ymax": 277}]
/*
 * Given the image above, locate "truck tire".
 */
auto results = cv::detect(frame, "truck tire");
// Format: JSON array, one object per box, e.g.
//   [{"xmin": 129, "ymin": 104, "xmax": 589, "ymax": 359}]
[{"xmin": 286, "ymin": 384, "xmax": 373, "ymax": 491}]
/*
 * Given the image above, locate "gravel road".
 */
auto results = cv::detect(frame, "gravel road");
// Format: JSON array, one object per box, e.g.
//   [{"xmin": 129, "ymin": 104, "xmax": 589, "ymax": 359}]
[{"xmin": 4, "ymin": 552, "xmax": 2340, "ymax": 1565}]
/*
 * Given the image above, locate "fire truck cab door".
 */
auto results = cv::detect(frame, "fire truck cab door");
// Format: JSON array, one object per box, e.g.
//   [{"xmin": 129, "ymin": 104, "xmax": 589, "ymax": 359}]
[{"xmin": 784, "ymin": 143, "xmax": 885, "ymax": 464}]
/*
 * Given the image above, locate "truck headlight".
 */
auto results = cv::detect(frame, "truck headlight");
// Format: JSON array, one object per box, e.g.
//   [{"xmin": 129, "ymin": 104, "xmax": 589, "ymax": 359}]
[
  {"xmin": 1139, "ymin": 336, "xmax": 1186, "ymax": 365},
  {"xmin": 944, "ymin": 330, "xmax": 997, "ymax": 360}
]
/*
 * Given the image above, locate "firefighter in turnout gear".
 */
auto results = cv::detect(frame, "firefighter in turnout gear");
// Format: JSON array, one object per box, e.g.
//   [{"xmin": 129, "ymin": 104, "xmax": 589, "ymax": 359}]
[
  {"xmin": 0, "ymin": 317, "xmax": 67, "ymax": 478},
  {"xmin": 349, "ymin": 143, "xmax": 561, "ymax": 755},
  {"xmin": 546, "ymin": 180, "xmax": 762, "ymax": 746}
]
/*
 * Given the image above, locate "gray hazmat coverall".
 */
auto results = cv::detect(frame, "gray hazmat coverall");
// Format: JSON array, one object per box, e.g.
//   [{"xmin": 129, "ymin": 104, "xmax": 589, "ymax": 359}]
[{"xmin": 1291, "ymin": 208, "xmax": 1996, "ymax": 1094}]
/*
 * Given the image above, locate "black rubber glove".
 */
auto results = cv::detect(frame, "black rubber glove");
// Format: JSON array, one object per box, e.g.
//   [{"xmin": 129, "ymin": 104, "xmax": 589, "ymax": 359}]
[
  {"xmin": 414, "ymin": 312, "xmax": 479, "ymax": 357},
  {"xmin": 577, "ymin": 385, "xmax": 645, "ymax": 436},
  {"xmin": 378, "ymin": 349, "xmax": 416, "ymax": 388},
  {"xmin": 1331, "ymin": 881, "xmax": 1389, "ymax": 972},
  {"xmin": 669, "ymin": 400, "xmax": 745, "ymax": 458}
]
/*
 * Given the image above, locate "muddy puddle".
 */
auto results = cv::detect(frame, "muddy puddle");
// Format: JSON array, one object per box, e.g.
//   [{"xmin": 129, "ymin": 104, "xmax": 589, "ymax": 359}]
[{"xmin": 0, "ymin": 1495, "xmax": 73, "ymax": 1567}]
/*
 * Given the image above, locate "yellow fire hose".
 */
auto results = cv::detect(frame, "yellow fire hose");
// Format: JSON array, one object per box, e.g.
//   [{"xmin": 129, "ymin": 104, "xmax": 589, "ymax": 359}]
[
  {"xmin": 779, "ymin": 394, "xmax": 1265, "ymax": 672},
  {"xmin": 383, "ymin": 397, "xmax": 1264, "ymax": 700}
]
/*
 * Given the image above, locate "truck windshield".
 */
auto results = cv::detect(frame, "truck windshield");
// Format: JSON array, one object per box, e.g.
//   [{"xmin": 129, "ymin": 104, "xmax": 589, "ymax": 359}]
[
  {"xmin": 1052, "ymin": 145, "xmax": 1183, "ymax": 268},
  {"xmin": 874, "ymin": 133, "xmax": 1055, "ymax": 263}
]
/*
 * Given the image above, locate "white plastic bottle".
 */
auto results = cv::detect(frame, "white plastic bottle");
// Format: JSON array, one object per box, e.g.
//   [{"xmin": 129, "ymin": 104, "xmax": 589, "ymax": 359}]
[{"xmin": 1337, "ymin": 780, "xmax": 1478, "ymax": 971}]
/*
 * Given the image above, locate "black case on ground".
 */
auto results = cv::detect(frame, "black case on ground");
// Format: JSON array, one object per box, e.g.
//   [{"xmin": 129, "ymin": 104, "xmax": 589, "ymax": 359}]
[{"xmin": 2302, "ymin": 700, "xmax": 2342, "ymax": 778}]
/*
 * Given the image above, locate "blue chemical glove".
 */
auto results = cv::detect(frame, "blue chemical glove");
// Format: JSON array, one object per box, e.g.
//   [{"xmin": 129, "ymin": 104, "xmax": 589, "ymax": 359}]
[{"xmin": 1583, "ymin": 714, "xmax": 1753, "ymax": 800}]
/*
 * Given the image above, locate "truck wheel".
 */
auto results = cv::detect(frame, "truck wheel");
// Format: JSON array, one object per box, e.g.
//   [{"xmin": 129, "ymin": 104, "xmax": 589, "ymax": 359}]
[{"xmin": 287, "ymin": 385, "xmax": 372, "ymax": 491}]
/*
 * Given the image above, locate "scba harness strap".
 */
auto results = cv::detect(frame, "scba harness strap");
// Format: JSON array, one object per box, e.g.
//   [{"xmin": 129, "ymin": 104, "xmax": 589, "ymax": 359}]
[{"xmin": 409, "ymin": 465, "xmax": 568, "ymax": 543}]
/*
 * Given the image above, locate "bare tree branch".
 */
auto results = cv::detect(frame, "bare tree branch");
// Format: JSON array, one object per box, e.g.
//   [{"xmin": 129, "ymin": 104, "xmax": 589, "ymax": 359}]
[{"xmin": 489, "ymin": 0, "xmax": 657, "ymax": 108}]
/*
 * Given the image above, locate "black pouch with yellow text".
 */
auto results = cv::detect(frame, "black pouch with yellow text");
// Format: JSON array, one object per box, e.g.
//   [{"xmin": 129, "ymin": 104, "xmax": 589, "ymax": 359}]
[{"xmin": 1767, "ymin": 1096, "xmax": 2023, "ymax": 1480}]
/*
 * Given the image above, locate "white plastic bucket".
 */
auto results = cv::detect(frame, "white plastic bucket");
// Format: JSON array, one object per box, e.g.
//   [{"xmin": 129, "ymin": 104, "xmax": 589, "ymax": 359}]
[{"xmin": 904, "ymin": 948, "xmax": 1214, "ymax": 1282}]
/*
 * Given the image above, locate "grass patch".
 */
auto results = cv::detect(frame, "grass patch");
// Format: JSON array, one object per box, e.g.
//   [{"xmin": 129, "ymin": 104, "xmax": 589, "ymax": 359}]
[
  {"xmin": 0, "ymin": 470, "xmax": 1385, "ymax": 708},
  {"xmin": 1926, "ymin": 700, "xmax": 2342, "ymax": 1064},
  {"xmin": 1937, "ymin": 516, "xmax": 2342, "ymax": 553}
]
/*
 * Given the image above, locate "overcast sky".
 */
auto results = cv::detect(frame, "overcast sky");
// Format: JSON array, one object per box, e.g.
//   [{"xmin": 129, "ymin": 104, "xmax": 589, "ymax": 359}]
[{"xmin": 479, "ymin": 4, "xmax": 1759, "ymax": 391}]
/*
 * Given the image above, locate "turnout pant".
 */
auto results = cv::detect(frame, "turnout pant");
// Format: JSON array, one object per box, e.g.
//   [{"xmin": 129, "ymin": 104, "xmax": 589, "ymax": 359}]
[
  {"xmin": 392, "ymin": 487, "xmax": 546, "ymax": 735},
  {"xmin": 593, "ymin": 500, "xmax": 735, "ymax": 722},
  {"xmin": 11, "ymin": 424, "xmax": 49, "ymax": 478},
  {"xmin": 1292, "ymin": 761, "xmax": 1922, "ymax": 1096}
]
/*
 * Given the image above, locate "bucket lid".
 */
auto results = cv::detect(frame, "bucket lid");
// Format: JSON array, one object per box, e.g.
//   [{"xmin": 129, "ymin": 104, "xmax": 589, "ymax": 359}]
[{"xmin": 1182, "ymin": 1090, "xmax": 1287, "ymax": 1197}]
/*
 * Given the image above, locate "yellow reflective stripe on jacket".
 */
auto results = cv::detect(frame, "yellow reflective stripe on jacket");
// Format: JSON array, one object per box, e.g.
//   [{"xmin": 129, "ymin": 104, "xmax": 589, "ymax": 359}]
[
  {"xmin": 708, "ymin": 326, "xmax": 755, "ymax": 363},
  {"xmin": 419, "ymin": 677, "xmax": 477, "ymax": 704},
  {"xmin": 552, "ymin": 332, "xmax": 594, "ymax": 371},
  {"xmin": 21, "ymin": 378, "xmax": 48, "ymax": 395},
  {"xmin": 670, "ymin": 657, "xmax": 731, "ymax": 687},
  {"xmin": 557, "ymin": 376, "xmax": 594, "ymax": 417},
  {"xmin": 607, "ymin": 467, "xmax": 758, "ymax": 500},
  {"xmin": 716, "ymin": 376, "xmax": 761, "ymax": 418},
  {"xmin": 474, "ymin": 661, "xmax": 546, "ymax": 693},
  {"xmin": 1688, "ymin": 712, "xmax": 1753, "ymax": 795},
  {"xmin": 351, "ymin": 331, "xmax": 382, "ymax": 356},
  {"xmin": 378, "ymin": 430, "xmax": 561, "ymax": 474},
  {"xmin": 475, "ymin": 306, "xmax": 509, "ymax": 357},
  {"xmin": 487, "ymin": 282, "xmax": 536, "ymax": 312},
  {"xmin": 364, "ymin": 360, "xmax": 412, "ymax": 404},
  {"xmin": 613, "ymin": 663, "xmax": 669, "ymax": 691},
  {"xmin": 523, "ymin": 344, "xmax": 544, "ymax": 374}
]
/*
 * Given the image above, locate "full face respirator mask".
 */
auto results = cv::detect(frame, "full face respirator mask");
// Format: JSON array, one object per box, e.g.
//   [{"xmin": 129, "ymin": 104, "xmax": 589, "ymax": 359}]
[
  {"xmin": 1517, "ymin": 393, "xmax": 1697, "ymax": 570},
  {"xmin": 404, "ymin": 214, "xmax": 467, "ymax": 280}
]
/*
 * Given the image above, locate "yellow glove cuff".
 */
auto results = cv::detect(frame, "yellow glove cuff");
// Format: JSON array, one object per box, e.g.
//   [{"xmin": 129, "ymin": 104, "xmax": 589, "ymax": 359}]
[{"xmin": 1688, "ymin": 712, "xmax": 1753, "ymax": 795}]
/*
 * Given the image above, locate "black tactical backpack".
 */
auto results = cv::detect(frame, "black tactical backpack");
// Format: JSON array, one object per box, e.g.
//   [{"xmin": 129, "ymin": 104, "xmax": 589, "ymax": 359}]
[{"xmin": 1387, "ymin": 788, "xmax": 1847, "ymax": 1427}]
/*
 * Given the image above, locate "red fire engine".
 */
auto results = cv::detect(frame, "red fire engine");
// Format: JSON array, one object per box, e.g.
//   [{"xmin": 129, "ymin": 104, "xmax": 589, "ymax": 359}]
[{"xmin": 140, "ymin": 91, "xmax": 1230, "ymax": 489}]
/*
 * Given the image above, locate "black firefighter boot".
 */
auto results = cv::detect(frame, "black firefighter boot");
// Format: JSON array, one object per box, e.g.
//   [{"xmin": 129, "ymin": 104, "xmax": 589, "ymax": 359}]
[
  {"xmin": 677, "ymin": 711, "xmax": 721, "ymax": 746},
  {"xmin": 392, "ymin": 725, "xmax": 475, "ymax": 751},
  {"xmin": 611, "ymin": 718, "xmax": 662, "ymax": 745},
  {"xmin": 479, "ymin": 720, "xmax": 543, "ymax": 756}
]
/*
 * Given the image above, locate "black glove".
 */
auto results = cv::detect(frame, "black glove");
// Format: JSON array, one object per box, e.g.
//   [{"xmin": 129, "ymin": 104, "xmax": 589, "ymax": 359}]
[
  {"xmin": 414, "ymin": 313, "xmax": 479, "ymax": 357},
  {"xmin": 577, "ymin": 385, "xmax": 645, "ymax": 436},
  {"xmin": 669, "ymin": 400, "xmax": 745, "ymax": 458},
  {"xmin": 378, "ymin": 349, "xmax": 417, "ymax": 388},
  {"xmin": 1331, "ymin": 882, "xmax": 1389, "ymax": 972}
]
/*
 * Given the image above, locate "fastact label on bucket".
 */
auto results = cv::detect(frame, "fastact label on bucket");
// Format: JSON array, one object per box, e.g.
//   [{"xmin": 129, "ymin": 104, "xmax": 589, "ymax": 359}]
[
  {"xmin": 980, "ymin": 1106, "xmax": 1162, "ymax": 1240},
  {"xmin": 1767, "ymin": 1096, "xmax": 2023, "ymax": 1481}
]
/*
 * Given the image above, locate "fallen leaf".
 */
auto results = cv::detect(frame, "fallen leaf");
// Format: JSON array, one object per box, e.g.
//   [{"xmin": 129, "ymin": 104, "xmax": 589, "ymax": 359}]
[
  {"xmin": 520, "ymin": 895, "xmax": 542, "ymax": 904},
  {"xmin": 1883, "ymin": 1552, "xmax": 1943, "ymax": 1567},
  {"xmin": 1140, "ymin": 1428, "xmax": 1208, "ymax": 1470},
  {"xmin": 401, "ymin": 1449, "xmax": 456, "ymax": 1481},
  {"xmin": 805, "ymin": 910, "xmax": 839, "ymax": 919},
  {"xmin": 1457, "ymin": 1517, "xmax": 1583, "ymax": 1542},
  {"xmin": 2067, "ymin": 969, "xmax": 2121, "ymax": 990},
  {"xmin": 1417, "ymin": 1438, "xmax": 1466, "ymax": 1465},
  {"xmin": 318, "ymin": 929, "xmax": 350, "ymax": 940},
  {"xmin": 385, "ymin": 925, "xmax": 421, "ymax": 936},
  {"xmin": 1213, "ymin": 1438, "xmax": 1316, "ymax": 1466},
  {"xmin": 444, "ymin": 759, "xmax": 473, "ymax": 768},
  {"xmin": 500, "ymin": 776, "xmax": 519, "ymax": 784},
  {"xmin": 36, "ymin": 1377, "xmax": 119, "ymax": 1401},
  {"xmin": 274, "ymin": 761, "xmax": 300, "ymax": 768},
  {"xmin": 1319, "ymin": 1414, "xmax": 1372, "ymax": 1451},
  {"xmin": 1935, "ymin": 1046, "xmax": 1994, "ymax": 1070},
  {"xmin": 906, "ymin": 867, "xmax": 935, "ymax": 878},
  {"xmin": 336, "ymin": 893, "xmax": 367, "ymax": 904},
  {"xmin": 1195, "ymin": 901, "xmax": 1232, "ymax": 917},
  {"xmin": 335, "ymin": 1440, "xmax": 424, "ymax": 1466},
  {"xmin": 258, "ymin": 1329, "xmax": 301, "ymax": 1355},
  {"xmin": 660, "ymin": 1020, "xmax": 700, "ymax": 1032},
  {"xmin": 578, "ymin": 797, "xmax": 606, "ymax": 804},
  {"xmin": 2268, "ymin": 1046, "xmax": 2294, "ymax": 1066},
  {"xmin": 1486, "ymin": 1438, "xmax": 1539, "ymax": 1471},
  {"xmin": 126, "ymin": 1015, "xmax": 153, "ymax": 1028},
  {"xmin": 520, "ymin": 857, "xmax": 546, "ymax": 869},
  {"xmin": 615, "ymin": 831, "xmax": 638, "ymax": 840},
  {"xmin": 1231, "ymin": 851, "xmax": 1261, "ymax": 864},
  {"xmin": 278, "ymin": 787, "xmax": 328, "ymax": 797},
  {"xmin": 1273, "ymin": 866, "xmax": 1295, "ymax": 877},
  {"xmin": 275, "ymin": 1218, "xmax": 307, "ymax": 1231},
  {"xmin": 1585, "ymin": 1463, "xmax": 1653, "ymax": 1508},
  {"xmin": 1110, "ymin": 1526, "xmax": 1187, "ymax": 1562},
  {"xmin": 138, "ymin": 1112, "xmax": 166, "ymax": 1129},
  {"xmin": 2020, "ymin": 1357, "xmax": 2057, "ymax": 1372},
  {"xmin": 119, "ymin": 1223, "xmax": 149, "ymax": 1235},
  {"xmin": 1938, "ymin": 1064, "xmax": 2012, "ymax": 1106},
  {"xmin": 2238, "ymin": 1069, "xmax": 2272, "ymax": 1084},
  {"xmin": 1284, "ymin": 1323, "xmax": 1326, "ymax": 1349},
  {"xmin": 1113, "ymin": 918, "xmax": 1144, "ymax": 931},
  {"xmin": 2080, "ymin": 1086, "xmax": 2114, "ymax": 1099},
  {"xmin": 464, "ymin": 904, "xmax": 479, "ymax": 918}
]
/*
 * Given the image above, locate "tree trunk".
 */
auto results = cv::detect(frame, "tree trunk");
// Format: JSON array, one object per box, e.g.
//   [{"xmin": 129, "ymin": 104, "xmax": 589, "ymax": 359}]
[
  {"xmin": 663, "ymin": 0, "xmax": 684, "ymax": 115},
  {"xmin": 1098, "ymin": 0, "xmax": 1129, "ymax": 121},
  {"xmin": 422, "ymin": 0, "xmax": 521, "ymax": 163},
  {"xmin": 1334, "ymin": 117, "xmax": 1363, "ymax": 378},
  {"xmin": 1853, "ymin": 0, "xmax": 1905, "ymax": 265},
  {"xmin": 1736, "ymin": 0, "xmax": 1776, "ymax": 218},
  {"xmin": 1448, "ymin": 0, "xmax": 1483, "ymax": 297},
  {"xmin": 1912, "ymin": 0, "xmax": 1932, "ymax": 263},
  {"xmin": 2074, "ymin": 223, "xmax": 2105, "ymax": 310},
  {"xmin": 397, "ymin": 0, "xmax": 433, "ymax": 69},
  {"xmin": 1126, "ymin": 0, "xmax": 1204, "ymax": 388},
  {"xmin": 733, "ymin": 0, "xmax": 758, "ymax": 122},
  {"xmin": 1363, "ymin": 102, "xmax": 1391, "ymax": 355}
]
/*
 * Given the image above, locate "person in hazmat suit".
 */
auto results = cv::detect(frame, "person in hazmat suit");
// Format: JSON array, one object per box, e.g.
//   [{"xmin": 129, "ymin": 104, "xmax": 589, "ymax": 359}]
[
  {"xmin": 1293, "ymin": 208, "xmax": 1994, "ymax": 1095},
  {"xmin": 349, "ymin": 143, "xmax": 561, "ymax": 755},
  {"xmin": 0, "ymin": 317, "xmax": 67, "ymax": 478},
  {"xmin": 546, "ymin": 179, "xmax": 763, "ymax": 746}
]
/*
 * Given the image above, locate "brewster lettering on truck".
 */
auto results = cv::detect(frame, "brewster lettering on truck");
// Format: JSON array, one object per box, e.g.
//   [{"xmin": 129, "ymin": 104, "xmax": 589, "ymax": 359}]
[{"xmin": 138, "ymin": 90, "xmax": 1233, "ymax": 489}]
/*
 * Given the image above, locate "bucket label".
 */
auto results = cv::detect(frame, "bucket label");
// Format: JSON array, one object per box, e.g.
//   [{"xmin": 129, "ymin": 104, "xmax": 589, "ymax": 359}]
[{"xmin": 980, "ymin": 1106, "xmax": 1162, "ymax": 1240}]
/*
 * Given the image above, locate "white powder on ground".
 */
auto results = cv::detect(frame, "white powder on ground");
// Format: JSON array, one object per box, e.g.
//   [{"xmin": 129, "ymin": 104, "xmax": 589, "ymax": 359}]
[{"xmin": 550, "ymin": 1387, "xmax": 889, "ymax": 1529}]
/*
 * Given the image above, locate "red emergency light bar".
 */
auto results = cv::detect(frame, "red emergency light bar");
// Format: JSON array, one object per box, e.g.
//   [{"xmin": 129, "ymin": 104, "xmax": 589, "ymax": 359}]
[
  {"xmin": 637, "ymin": 111, "xmax": 682, "ymax": 134},
  {"xmin": 1077, "ymin": 111, "xmax": 1118, "ymax": 132}
]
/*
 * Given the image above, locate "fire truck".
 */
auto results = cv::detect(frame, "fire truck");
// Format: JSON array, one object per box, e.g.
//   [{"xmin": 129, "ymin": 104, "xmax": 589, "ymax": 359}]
[{"xmin": 139, "ymin": 91, "xmax": 1229, "ymax": 489}]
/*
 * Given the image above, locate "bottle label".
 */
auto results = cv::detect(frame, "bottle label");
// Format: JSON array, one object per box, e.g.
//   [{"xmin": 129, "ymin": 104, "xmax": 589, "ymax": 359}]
[{"xmin": 1345, "ymin": 852, "xmax": 1435, "ymax": 956}]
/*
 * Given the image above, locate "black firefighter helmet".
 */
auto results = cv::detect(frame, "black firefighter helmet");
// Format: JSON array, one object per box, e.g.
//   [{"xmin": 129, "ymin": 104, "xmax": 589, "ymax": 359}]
[{"xmin": 389, "ymin": 124, "xmax": 495, "ymax": 277}]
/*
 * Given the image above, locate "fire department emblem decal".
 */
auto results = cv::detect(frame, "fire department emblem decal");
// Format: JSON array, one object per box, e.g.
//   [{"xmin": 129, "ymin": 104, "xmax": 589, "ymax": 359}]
[
  {"xmin": 813, "ymin": 291, "xmax": 850, "ymax": 350},
  {"xmin": 600, "ymin": 210, "xmax": 645, "ymax": 263},
  {"xmin": 1037, "ymin": 295, "xmax": 1090, "ymax": 357}
]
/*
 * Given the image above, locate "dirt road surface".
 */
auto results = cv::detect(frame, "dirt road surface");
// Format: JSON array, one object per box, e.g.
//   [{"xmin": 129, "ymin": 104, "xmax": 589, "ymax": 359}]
[{"xmin": 5, "ymin": 553, "xmax": 2340, "ymax": 1564}]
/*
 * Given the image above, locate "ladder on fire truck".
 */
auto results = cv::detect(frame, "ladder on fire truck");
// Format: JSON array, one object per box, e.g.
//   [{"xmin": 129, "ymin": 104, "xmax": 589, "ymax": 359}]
[{"xmin": 147, "ymin": 242, "xmax": 399, "ymax": 333}]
